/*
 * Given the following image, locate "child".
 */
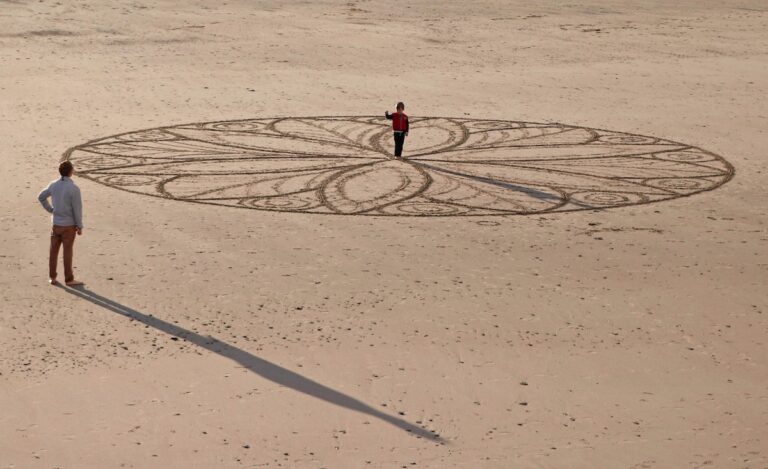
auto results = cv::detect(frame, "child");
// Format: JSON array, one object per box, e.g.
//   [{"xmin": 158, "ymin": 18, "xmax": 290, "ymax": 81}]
[{"xmin": 385, "ymin": 102, "xmax": 409, "ymax": 158}]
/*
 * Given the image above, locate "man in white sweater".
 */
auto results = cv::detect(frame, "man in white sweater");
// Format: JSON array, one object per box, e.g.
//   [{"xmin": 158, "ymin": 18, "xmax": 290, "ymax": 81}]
[{"xmin": 37, "ymin": 161, "xmax": 84, "ymax": 286}]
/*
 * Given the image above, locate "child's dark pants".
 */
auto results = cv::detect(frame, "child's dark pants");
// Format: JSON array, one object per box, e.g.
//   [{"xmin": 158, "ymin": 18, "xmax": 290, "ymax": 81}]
[{"xmin": 394, "ymin": 132, "xmax": 406, "ymax": 157}]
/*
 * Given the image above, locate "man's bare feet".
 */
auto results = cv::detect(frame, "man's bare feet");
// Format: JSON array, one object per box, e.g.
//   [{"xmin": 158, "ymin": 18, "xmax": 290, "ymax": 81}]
[
  {"xmin": 49, "ymin": 279, "xmax": 59, "ymax": 286},
  {"xmin": 65, "ymin": 280, "xmax": 84, "ymax": 286}
]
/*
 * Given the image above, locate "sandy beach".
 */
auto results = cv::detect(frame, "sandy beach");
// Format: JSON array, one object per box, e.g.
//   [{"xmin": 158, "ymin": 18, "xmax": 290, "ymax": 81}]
[{"xmin": 1, "ymin": 1, "xmax": 767, "ymax": 467}]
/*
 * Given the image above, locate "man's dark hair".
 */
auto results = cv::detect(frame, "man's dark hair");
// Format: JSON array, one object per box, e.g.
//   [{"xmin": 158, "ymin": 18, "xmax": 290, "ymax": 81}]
[
  {"xmin": 396, "ymin": 102, "xmax": 405, "ymax": 110},
  {"xmin": 59, "ymin": 161, "xmax": 74, "ymax": 177}
]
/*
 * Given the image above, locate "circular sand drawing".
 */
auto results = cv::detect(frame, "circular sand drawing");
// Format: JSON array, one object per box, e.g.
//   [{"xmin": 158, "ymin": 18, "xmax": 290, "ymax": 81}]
[{"xmin": 64, "ymin": 116, "xmax": 733, "ymax": 216}]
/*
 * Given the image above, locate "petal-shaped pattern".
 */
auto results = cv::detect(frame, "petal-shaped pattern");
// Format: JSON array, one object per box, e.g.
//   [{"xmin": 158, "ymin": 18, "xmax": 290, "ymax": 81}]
[
  {"xmin": 516, "ymin": 156, "xmax": 724, "ymax": 179},
  {"xmin": 391, "ymin": 118, "xmax": 468, "ymax": 155},
  {"xmin": 458, "ymin": 119, "xmax": 528, "ymax": 132},
  {"xmin": 88, "ymin": 157, "xmax": 373, "ymax": 175},
  {"xmin": 422, "ymin": 167, "xmax": 564, "ymax": 213},
  {"xmin": 460, "ymin": 126, "xmax": 575, "ymax": 149},
  {"xmin": 67, "ymin": 149, "xmax": 146, "ymax": 171},
  {"xmin": 464, "ymin": 127, "xmax": 597, "ymax": 149},
  {"xmin": 168, "ymin": 127, "xmax": 380, "ymax": 158},
  {"xmin": 238, "ymin": 191, "xmax": 326, "ymax": 212},
  {"xmin": 87, "ymin": 173, "xmax": 172, "ymax": 190},
  {"xmin": 593, "ymin": 132, "xmax": 661, "ymax": 145},
  {"xmin": 413, "ymin": 143, "xmax": 687, "ymax": 162},
  {"xmin": 93, "ymin": 129, "xmax": 180, "ymax": 144},
  {"xmin": 642, "ymin": 177, "xmax": 723, "ymax": 195},
  {"xmin": 272, "ymin": 118, "xmax": 364, "ymax": 146},
  {"xmin": 163, "ymin": 169, "xmax": 338, "ymax": 200},
  {"xmin": 288, "ymin": 117, "xmax": 390, "ymax": 152},
  {"xmin": 80, "ymin": 139, "xmax": 250, "ymax": 160},
  {"xmin": 375, "ymin": 197, "xmax": 475, "ymax": 216},
  {"xmin": 567, "ymin": 191, "xmax": 652, "ymax": 208},
  {"xmin": 423, "ymin": 161, "xmax": 673, "ymax": 196},
  {"xmin": 180, "ymin": 119, "xmax": 276, "ymax": 133},
  {"xmin": 322, "ymin": 161, "xmax": 430, "ymax": 214}
]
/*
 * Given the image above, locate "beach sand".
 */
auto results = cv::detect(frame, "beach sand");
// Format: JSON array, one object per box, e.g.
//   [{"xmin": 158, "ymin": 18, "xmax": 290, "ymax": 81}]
[{"xmin": 1, "ymin": 1, "xmax": 767, "ymax": 467}]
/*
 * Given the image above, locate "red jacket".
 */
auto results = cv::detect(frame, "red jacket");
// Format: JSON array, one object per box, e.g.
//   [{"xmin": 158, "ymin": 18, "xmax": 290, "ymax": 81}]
[{"xmin": 387, "ymin": 112, "xmax": 409, "ymax": 132}]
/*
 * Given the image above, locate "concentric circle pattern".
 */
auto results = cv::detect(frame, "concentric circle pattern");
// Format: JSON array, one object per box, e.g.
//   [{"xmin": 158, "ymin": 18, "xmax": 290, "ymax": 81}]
[{"xmin": 65, "ymin": 116, "xmax": 734, "ymax": 216}]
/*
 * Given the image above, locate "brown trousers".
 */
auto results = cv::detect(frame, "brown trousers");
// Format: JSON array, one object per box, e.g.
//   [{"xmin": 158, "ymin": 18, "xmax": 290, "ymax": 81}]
[{"xmin": 50, "ymin": 225, "xmax": 77, "ymax": 282}]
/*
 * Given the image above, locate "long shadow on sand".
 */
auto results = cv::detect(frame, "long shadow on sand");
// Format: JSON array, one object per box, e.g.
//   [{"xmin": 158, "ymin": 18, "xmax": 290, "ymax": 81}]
[{"xmin": 60, "ymin": 286, "xmax": 442, "ymax": 442}]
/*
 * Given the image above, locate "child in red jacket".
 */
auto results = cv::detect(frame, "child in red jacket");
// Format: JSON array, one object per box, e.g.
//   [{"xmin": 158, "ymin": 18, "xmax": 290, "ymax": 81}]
[{"xmin": 385, "ymin": 102, "xmax": 409, "ymax": 158}]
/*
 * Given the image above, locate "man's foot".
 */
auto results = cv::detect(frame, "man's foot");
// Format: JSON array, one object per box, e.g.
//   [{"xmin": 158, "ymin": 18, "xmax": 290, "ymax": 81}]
[
  {"xmin": 65, "ymin": 280, "xmax": 84, "ymax": 286},
  {"xmin": 49, "ymin": 279, "xmax": 59, "ymax": 286}
]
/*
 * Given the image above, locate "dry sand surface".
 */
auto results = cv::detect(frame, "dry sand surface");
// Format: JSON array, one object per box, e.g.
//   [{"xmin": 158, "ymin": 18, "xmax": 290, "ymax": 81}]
[{"xmin": 2, "ymin": 0, "xmax": 768, "ymax": 467}]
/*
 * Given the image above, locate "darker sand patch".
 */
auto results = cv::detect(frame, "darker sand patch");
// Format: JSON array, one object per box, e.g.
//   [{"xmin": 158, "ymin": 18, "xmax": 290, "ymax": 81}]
[{"xmin": 0, "ymin": 29, "xmax": 80, "ymax": 38}]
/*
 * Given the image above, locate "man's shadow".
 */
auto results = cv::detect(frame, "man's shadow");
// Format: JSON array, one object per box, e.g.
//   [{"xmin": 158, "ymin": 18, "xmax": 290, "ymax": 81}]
[{"xmin": 60, "ymin": 286, "xmax": 442, "ymax": 442}]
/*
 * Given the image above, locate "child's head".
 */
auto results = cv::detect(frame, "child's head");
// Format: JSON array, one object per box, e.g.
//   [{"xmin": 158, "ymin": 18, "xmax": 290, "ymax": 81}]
[{"xmin": 396, "ymin": 102, "xmax": 405, "ymax": 111}]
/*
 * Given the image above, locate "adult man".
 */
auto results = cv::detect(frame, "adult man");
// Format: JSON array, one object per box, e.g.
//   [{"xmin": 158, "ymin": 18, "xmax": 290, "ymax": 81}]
[
  {"xmin": 38, "ymin": 161, "xmax": 84, "ymax": 286},
  {"xmin": 385, "ymin": 101, "xmax": 409, "ymax": 158}
]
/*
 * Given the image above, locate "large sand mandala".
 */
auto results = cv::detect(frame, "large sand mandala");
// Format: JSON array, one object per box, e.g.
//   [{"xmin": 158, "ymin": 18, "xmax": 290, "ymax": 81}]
[{"xmin": 64, "ymin": 116, "xmax": 733, "ymax": 216}]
